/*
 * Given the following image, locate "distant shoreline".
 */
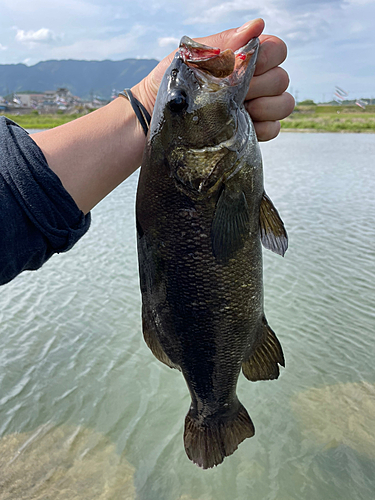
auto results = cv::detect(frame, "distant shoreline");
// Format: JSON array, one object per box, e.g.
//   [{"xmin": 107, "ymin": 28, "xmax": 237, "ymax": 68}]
[
  {"xmin": 280, "ymin": 128, "xmax": 375, "ymax": 134},
  {"xmin": 2, "ymin": 105, "xmax": 375, "ymax": 134}
]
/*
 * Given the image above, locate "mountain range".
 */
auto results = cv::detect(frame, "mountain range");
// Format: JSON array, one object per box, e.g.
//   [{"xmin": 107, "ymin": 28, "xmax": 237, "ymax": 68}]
[{"xmin": 0, "ymin": 59, "xmax": 159, "ymax": 99}]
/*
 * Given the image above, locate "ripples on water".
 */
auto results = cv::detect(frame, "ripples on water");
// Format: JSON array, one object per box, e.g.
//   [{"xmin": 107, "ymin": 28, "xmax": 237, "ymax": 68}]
[{"xmin": 0, "ymin": 133, "xmax": 374, "ymax": 499}]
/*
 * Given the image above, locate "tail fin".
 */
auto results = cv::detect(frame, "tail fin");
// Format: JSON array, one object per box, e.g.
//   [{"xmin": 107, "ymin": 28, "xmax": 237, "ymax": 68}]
[{"xmin": 183, "ymin": 402, "xmax": 254, "ymax": 469}]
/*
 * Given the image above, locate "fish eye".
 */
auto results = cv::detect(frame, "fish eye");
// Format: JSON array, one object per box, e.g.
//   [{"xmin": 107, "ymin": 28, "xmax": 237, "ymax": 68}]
[{"xmin": 168, "ymin": 90, "xmax": 188, "ymax": 113}]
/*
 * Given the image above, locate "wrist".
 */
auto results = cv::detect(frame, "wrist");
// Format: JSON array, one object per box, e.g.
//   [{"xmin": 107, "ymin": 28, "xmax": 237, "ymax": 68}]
[
  {"xmin": 107, "ymin": 95, "xmax": 147, "ymax": 176},
  {"xmin": 131, "ymin": 74, "xmax": 157, "ymax": 119}
]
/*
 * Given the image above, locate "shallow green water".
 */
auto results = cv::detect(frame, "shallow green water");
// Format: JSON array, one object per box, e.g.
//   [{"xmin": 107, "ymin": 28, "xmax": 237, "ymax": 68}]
[{"xmin": 1, "ymin": 133, "xmax": 374, "ymax": 499}]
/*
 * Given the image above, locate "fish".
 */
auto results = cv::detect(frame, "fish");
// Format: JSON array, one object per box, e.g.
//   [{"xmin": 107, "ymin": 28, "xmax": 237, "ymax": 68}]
[{"xmin": 136, "ymin": 35, "xmax": 288, "ymax": 469}]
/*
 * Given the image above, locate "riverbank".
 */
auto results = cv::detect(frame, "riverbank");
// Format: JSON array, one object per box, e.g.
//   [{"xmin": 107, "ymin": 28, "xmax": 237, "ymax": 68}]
[
  {"xmin": 1, "ymin": 112, "xmax": 87, "ymax": 129},
  {"xmin": 2, "ymin": 105, "xmax": 375, "ymax": 132},
  {"xmin": 280, "ymin": 104, "xmax": 375, "ymax": 133}
]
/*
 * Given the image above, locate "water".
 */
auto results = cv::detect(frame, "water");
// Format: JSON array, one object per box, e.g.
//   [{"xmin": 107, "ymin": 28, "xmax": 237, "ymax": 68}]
[{"xmin": 1, "ymin": 133, "xmax": 374, "ymax": 500}]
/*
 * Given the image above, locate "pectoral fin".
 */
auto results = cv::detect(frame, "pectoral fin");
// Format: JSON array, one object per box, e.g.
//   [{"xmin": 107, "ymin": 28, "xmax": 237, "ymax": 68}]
[
  {"xmin": 260, "ymin": 192, "xmax": 288, "ymax": 256},
  {"xmin": 242, "ymin": 317, "xmax": 285, "ymax": 381},
  {"xmin": 211, "ymin": 186, "xmax": 250, "ymax": 262}
]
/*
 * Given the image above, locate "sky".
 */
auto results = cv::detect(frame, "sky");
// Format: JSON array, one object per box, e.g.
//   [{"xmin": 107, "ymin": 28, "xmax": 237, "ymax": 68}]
[{"xmin": 0, "ymin": 0, "xmax": 374, "ymax": 102}]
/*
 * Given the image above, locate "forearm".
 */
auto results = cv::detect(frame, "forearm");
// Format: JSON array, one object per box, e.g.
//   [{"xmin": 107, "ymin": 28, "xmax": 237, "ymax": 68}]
[
  {"xmin": 31, "ymin": 96, "xmax": 146, "ymax": 215},
  {"xmin": 0, "ymin": 116, "xmax": 90, "ymax": 284}
]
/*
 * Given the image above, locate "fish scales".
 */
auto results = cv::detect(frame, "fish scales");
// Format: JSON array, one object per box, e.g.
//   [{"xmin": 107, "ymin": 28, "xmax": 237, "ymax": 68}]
[{"xmin": 136, "ymin": 36, "xmax": 288, "ymax": 469}]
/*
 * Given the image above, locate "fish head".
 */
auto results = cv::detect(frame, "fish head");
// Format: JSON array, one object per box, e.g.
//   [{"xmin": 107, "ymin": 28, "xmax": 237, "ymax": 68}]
[{"xmin": 148, "ymin": 36, "xmax": 260, "ymax": 194}]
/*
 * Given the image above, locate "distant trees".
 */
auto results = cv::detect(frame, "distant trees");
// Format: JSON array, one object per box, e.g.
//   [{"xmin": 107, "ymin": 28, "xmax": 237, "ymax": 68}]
[{"xmin": 298, "ymin": 99, "xmax": 316, "ymax": 106}]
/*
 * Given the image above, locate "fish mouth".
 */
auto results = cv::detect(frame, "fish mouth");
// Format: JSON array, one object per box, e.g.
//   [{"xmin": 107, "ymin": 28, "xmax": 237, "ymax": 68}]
[{"xmin": 178, "ymin": 36, "xmax": 259, "ymax": 86}]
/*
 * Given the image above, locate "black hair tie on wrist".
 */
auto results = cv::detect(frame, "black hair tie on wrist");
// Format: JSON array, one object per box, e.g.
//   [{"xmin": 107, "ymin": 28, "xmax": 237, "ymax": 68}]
[{"xmin": 118, "ymin": 89, "xmax": 151, "ymax": 136}]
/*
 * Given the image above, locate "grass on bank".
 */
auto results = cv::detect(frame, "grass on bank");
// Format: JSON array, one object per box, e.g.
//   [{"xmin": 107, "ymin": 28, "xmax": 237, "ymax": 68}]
[
  {"xmin": 2, "ymin": 105, "xmax": 375, "ymax": 132},
  {"xmin": 1, "ymin": 113, "xmax": 87, "ymax": 129},
  {"xmin": 281, "ymin": 104, "xmax": 375, "ymax": 133}
]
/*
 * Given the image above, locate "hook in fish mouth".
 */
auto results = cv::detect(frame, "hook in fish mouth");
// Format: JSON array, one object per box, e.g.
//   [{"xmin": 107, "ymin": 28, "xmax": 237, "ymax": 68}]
[{"xmin": 178, "ymin": 36, "xmax": 259, "ymax": 83}]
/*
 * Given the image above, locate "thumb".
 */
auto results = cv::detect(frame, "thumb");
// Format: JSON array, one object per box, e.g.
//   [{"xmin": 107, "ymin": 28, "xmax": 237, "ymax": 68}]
[{"xmin": 195, "ymin": 18, "xmax": 265, "ymax": 52}]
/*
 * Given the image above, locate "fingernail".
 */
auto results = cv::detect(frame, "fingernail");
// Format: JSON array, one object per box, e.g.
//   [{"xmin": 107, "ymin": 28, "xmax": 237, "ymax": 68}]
[{"xmin": 236, "ymin": 18, "xmax": 260, "ymax": 33}]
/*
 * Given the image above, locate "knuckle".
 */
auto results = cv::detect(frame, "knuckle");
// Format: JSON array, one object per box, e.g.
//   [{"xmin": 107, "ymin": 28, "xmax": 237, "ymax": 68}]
[
  {"xmin": 255, "ymin": 120, "xmax": 280, "ymax": 142},
  {"xmin": 257, "ymin": 36, "xmax": 288, "ymax": 74},
  {"xmin": 256, "ymin": 44, "xmax": 268, "ymax": 74},
  {"xmin": 215, "ymin": 30, "xmax": 230, "ymax": 48},
  {"xmin": 247, "ymin": 98, "xmax": 265, "ymax": 121},
  {"xmin": 285, "ymin": 92, "xmax": 296, "ymax": 113},
  {"xmin": 276, "ymin": 67, "xmax": 290, "ymax": 94},
  {"xmin": 278, "ymin": 38, "xmax": 288, "ymax": 63}
]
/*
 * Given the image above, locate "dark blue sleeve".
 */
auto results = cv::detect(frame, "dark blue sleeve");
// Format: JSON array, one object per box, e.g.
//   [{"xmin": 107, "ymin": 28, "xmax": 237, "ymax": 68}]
[{"xmin": 0, "ymin": 116, "xmax": 91, "ymax": 285}]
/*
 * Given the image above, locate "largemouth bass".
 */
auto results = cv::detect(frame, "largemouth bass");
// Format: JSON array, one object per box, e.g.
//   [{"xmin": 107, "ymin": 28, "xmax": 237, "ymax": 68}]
[{"xmin": 136, "ymin": 36, "xmax": 288, "ymax": 469}]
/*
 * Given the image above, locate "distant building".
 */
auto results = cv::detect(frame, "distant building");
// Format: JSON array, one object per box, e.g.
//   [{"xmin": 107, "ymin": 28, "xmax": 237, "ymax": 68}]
[
  {"xmin": 13, "ymin": 88, "xmax": 82, "ymax": 110},
  {"xmin": 2, "ymin": 87, "xmax": 109, "ymax": 114},
  {"xmin": 18, "ymin": 94, "xmax": 45, "ymax": 107}
]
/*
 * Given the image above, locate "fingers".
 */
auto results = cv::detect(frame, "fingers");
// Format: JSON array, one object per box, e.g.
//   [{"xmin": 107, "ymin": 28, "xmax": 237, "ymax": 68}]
[
  {"xmin": 246, "ymin": 36, "xmax": 293, "ymax": 142},
  {"xmin": 249, "ymin": 92, "xmax": 295, "ymax": 142},
  {"xmin": 246, "ymin": 93, "xmax": 295, "ymax": 122}
]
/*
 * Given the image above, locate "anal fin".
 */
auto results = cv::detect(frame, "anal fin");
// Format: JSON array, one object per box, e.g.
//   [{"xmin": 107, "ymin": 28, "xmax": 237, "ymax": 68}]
[
  {"xmin": 142, "ymin": 311, "xmax": 180, "ymax": 371},
  {"xmin": 242, "ymin": 318, "xmax": 285, "ymax": 381}
]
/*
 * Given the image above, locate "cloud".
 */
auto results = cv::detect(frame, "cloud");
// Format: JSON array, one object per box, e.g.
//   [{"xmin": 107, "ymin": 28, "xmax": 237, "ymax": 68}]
[
  {"xmin": 3, "ymin": 0, "xmax": 102, "ymax": 17},
  {"xmin": 344, "ymin": 0, "xmax": 375, "ymax": 4},
  {"xmin": 158, "ymin": 37, "xmax": 180, "ymax": 48},
  {"xmin": 181, "ymin": 0, "xmax": 349, "ymax": 47},
  {"xmin": 349, "ymin": 21, "xmax": 365, "ymax": 33},
  {"xmin": 184, "ymin": 0, "xmax": 259, "ymax": 25},
  {"xmin": 48, "ymin": 25, "xmax": 148, "ymax": 60},
  {"xmin": 15, "ymin": 28, "xmax": 57, "ymax": 44},
  {"xmin": 0, "ymin": 44, "xmax": 7, "ymax": 51}
]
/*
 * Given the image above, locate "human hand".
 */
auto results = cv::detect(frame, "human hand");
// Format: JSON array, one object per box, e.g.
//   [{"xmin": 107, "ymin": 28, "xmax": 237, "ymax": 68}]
[{"xmin": 133, "ymin": 18, "xmax": 294, "ymax": 142}]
